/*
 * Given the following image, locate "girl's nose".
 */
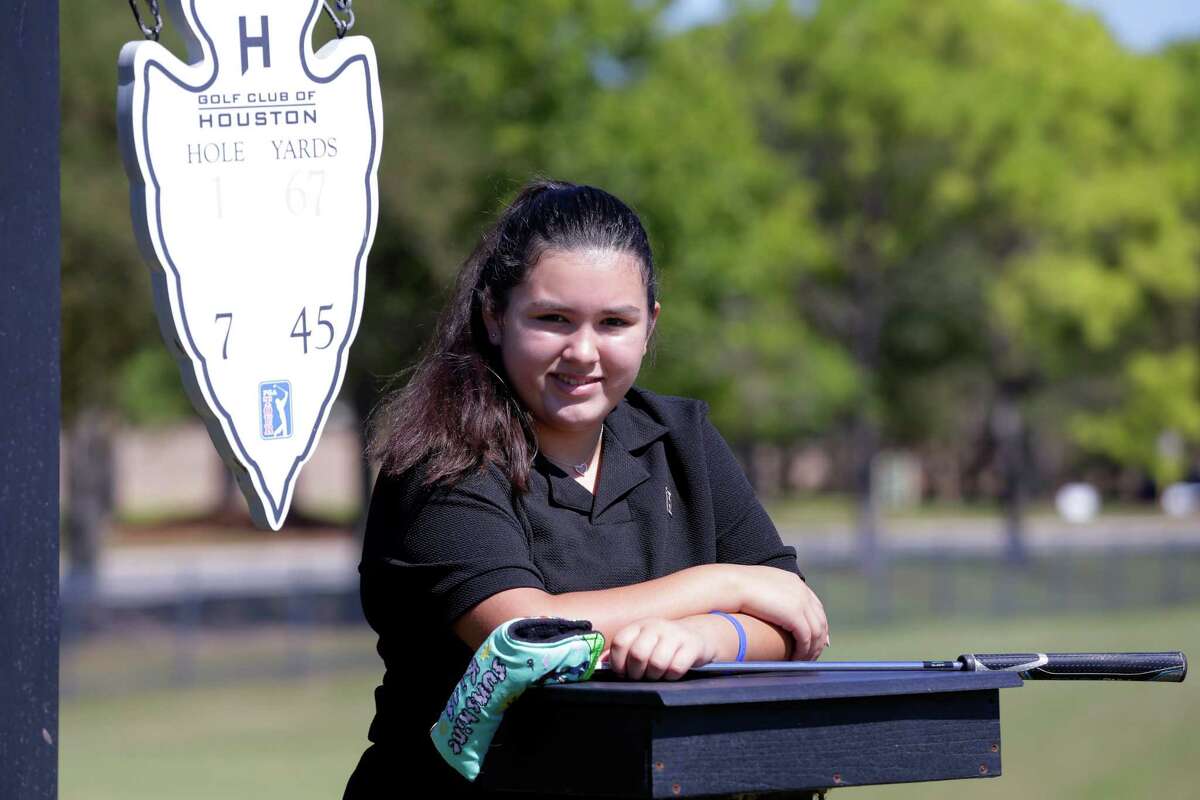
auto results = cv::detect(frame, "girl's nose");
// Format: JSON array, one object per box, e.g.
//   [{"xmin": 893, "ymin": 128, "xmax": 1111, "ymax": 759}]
[{"xmin": 562, "ymin": 326, "xmax": 598, "ymax": 363}]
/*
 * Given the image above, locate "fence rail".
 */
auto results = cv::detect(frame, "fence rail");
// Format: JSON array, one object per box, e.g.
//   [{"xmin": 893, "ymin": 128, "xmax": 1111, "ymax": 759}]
[{"xmin": 61, "ymin": 535, "xmax": 1200, "ymax": 696}]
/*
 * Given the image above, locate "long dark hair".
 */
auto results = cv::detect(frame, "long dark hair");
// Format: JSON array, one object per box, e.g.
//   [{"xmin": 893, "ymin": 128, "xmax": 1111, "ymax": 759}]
[{"xmin": 368, "ymin": 179, "xmax": 657, "ymax": 491}]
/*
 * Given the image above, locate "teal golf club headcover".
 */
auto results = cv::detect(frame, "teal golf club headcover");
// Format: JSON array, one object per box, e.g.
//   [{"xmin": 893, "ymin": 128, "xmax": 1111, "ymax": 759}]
[{"xmin": 431, "ymin": 617, "xmax": 605, "ymax": 782}]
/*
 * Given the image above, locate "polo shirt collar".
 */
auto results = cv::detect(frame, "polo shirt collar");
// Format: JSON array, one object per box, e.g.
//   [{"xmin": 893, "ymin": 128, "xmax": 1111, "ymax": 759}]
[
  {"xmin": 537, "ymin": 397, "xmax": 669, "ymax": 519},
  {"xmin": 603, "ymin": 395, "xmax": 669, "ymax": 453},
  {"xmin": 539, "ymin": 460, "xmax": 593, "ymax": 513}
]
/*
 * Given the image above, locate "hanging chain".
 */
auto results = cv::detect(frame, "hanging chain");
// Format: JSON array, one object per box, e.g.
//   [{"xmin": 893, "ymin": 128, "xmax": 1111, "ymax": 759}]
[
  {"xmin": 322, "ymin": 0, "xmax": 356, "ymax": 38},
  {"xmin": 128, "ymin": 0, "xmax": 355, "ymax": 43},
  {"xmin": 127, "ymin": 0, "xmax": 163, "ymax": 41}
]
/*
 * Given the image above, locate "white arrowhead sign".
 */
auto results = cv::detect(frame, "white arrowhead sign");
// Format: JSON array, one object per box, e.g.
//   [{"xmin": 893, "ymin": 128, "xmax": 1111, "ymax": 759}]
[{"xmin": 118, "ymin": 0, "xmax": 383, "ymax": 530}]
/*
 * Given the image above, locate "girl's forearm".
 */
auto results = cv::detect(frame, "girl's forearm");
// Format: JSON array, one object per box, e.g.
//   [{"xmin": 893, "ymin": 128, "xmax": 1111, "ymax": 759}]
[
  {"xmin": 680, "ymin": 612, "xmax": 794, "ymax": 662},
  {"xmin": 454, "ymin": 563, "xmax": 748, "ymax": 648}
]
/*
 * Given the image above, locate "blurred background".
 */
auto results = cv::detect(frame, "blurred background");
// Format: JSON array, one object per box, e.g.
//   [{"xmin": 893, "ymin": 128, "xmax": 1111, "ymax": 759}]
[{"xmin": 61, "ymin": 0, "xmax": 1199, "ymax": 797}]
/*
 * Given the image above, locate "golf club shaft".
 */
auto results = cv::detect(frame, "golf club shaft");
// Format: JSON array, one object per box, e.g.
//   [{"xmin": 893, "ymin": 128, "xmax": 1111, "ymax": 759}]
[
  {"xmin": 596, "ymin": 651, "xmax": 1187, "ymax": 682},
  {"xmin": 681, "ymin": 660, "xmax": 958, "ymax": 673}
]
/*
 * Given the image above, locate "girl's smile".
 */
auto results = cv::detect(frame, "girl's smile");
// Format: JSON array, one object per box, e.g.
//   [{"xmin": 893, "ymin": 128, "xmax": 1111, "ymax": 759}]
[{"xmin": 550, "ymin": 372, "xmax": 603, "ymax": 395}]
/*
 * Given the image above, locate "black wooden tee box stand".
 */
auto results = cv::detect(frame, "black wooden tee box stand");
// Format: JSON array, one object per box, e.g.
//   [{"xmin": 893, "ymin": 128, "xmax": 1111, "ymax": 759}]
[{"xmin": 477, "ymin": 670, "xmax": 1023, "ymax": 798}]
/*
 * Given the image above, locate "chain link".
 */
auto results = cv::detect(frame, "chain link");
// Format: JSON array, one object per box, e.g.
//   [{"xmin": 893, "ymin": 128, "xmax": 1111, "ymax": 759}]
[
  {"xmin": 322, "ymin": 0, "xmax": 356, "ymax": 38},
  {"xmin": 127, "ymin": 0, "xmax": 163, "ymax": 41},
  {"xmin": 127, "ymin": 0, "xmax": 356, "ymax": 43}
]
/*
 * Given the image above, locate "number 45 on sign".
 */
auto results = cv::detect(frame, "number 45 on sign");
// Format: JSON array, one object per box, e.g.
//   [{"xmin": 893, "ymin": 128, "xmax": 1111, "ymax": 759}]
[{"xmin": 118, "ymin": 0, "xmax": 383, "ymax": 530}]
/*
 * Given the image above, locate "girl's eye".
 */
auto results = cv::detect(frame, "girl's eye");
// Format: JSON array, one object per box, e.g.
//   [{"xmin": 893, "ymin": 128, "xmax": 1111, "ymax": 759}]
[
  {"xmin": 603, "ymin": 318, "xmax": 632, "ymax": 328},
  {"xmin": 536, "ymin": 314, "xmax": 568, "ymax": 323}
]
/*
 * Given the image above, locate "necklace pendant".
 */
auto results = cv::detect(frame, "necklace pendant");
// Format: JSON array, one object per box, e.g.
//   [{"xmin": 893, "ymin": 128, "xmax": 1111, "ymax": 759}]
[{"xmin": 573, "ymin": 462, "xmax": 589, "ymax": 476}]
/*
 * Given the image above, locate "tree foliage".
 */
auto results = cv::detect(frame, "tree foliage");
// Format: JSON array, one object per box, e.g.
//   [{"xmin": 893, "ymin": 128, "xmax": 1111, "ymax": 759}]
[
  {"xmin": 711, "ymin": 0, "xmax": 1199, "ymax": 486},
  {"xmin": 60, "ymin": 0, "xmax": 1200, "ymax": 507}
]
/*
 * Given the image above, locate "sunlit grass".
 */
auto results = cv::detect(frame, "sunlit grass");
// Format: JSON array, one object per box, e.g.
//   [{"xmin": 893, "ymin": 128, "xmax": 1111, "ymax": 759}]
[
  {"xmin": 764, "ymin": 494, "xmax": 1189, "ymax": 535},
  {"xmin": 62, "ymin": 667, "xmax": 377, "ymax": 800}
]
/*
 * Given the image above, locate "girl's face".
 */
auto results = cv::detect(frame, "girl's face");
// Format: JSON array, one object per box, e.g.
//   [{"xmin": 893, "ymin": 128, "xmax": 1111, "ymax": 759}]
[{"xmin": 486, "ymin": 248, "xmax": 659, "ymax": 443}]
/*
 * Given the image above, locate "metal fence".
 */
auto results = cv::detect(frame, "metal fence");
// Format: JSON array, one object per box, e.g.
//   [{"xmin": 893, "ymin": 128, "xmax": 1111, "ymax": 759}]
[{"xmin": 60, "ymin": 535, "xmax": 1200, "ymax": 696}]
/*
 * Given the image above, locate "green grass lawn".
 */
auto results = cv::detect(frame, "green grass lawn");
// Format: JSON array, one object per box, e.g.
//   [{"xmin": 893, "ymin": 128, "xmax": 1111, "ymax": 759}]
[{"xmin": 61, "ymin": 606, "xmax": 1200, "ymax": 800}]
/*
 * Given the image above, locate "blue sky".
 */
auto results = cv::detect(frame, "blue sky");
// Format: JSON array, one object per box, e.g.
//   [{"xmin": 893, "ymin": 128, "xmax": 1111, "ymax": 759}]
[
  {"xmin": 664, "ymin": 0, "xmax": 1200, "ymax": 52},
  {"xmin": 1072, "ymin": 0, "xmax": 1200, "ymax": 51}
]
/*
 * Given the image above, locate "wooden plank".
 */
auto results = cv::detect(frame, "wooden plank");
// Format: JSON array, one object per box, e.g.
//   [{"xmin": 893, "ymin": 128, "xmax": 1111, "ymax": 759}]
[
  {"xmin": 481, "ymin": 700, "xmax": 652, "ymax": 797},
  {"xmin": 651, "ymin": 690, "xmax": 1003, "ymax": 798},
  {"xmin": 478, "ymin": 673, "xmax": 1013, "ymax": 798}
]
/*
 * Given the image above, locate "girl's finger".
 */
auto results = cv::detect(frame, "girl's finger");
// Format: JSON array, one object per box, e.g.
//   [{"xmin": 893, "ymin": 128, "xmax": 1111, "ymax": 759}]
[
  {"xmin": 625, "ymin": 631, "xmax": 660, "ymax": 681},
  {"xmin": 609, "ymin": 623, "xmax": 642, "ymax": 676},
  {"xmin": 790, "ymin": 616, "xmax": 814, "ymax": 662},
  {"xmin": 665, "ymin": 639, "xmax": 700, "ymax": 681},
  {"xmin": 645, "ymin": 636, "xmax": 685, "ymax": 681},
  {"xmin": 804, "ymin": 605, "xmax": 827, "ymax": 661}
]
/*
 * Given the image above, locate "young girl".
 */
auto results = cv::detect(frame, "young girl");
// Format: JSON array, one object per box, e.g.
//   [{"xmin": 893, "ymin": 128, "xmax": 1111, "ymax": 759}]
[{"xmin": 345, "ymin": 180, "xmax": 828, "ymax": 797}]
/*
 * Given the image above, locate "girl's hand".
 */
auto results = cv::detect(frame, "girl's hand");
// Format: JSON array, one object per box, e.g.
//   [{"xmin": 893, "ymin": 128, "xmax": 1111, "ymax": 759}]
[
  {"xmin": 736, "ymin": 566, "xmax": 829, "ymax": 661},
  {"xmin": 607, "ymin": 617, "xmax": 717, "ymax": 680}
]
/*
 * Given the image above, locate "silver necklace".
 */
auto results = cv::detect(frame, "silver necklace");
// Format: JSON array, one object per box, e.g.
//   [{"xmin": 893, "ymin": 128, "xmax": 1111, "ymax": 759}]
[
  {"xmin": 544, "ymin": 427, "xmax": 603, "ymax": 477},
  {"xmin": 544, "ymin": 454, "xmax": 592, "ymax": 477}
]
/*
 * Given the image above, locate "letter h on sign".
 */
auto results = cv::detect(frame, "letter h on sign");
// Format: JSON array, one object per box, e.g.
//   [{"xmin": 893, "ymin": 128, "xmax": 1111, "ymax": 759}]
[{"xmin": 239, "ymin": 15, "xmax": 271, "ymax": 75}]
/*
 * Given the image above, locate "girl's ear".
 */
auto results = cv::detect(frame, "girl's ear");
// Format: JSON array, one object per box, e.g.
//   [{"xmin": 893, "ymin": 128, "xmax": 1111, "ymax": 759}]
[{"xmin": 644, "ymin": 301, "xmax": 661, "ymax": 353}]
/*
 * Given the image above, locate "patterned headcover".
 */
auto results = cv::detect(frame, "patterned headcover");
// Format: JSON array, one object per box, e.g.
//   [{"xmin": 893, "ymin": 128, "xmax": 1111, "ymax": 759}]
[{"xmin": 431, "ymin": 617, "xmax": 605, "ymax": 781}]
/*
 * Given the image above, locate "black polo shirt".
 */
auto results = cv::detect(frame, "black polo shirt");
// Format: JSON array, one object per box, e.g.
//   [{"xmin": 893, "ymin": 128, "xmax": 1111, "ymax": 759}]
[{"xmin": 347, "ymin": 386, "xmax": 800, "ymax": 796}]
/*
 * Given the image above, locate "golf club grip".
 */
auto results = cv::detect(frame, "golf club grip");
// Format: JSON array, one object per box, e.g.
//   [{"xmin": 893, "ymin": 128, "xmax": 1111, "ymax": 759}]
[{"xmin": 959, "ymin": 652, "xmax": 1187, "ymax": 682}]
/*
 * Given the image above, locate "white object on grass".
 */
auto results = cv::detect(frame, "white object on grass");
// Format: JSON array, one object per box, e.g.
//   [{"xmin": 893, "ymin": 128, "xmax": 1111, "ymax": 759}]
[
  {"xmin": 1055, "ymin": 482, "xmax": 1100, "ymax": 524},
  {"xmin": 1161, "ymin": 483, "xmax": 1200, "ymax": 518}
]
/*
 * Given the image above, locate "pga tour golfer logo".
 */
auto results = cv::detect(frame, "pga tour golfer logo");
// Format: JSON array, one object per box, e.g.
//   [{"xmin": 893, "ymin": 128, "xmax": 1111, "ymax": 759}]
[
  {"xmin": 118, "ymin": 0, "xmax": 383, "ymax": 529},
  {"xmin": 260, "ymin": 381, "xmax": 293, "ymax": 440}
]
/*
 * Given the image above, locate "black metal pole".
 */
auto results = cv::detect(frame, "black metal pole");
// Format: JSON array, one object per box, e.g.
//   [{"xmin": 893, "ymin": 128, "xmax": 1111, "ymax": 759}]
[{"xmin": 0, "ymin": 3, "xmax": 61, "ymax": 797}]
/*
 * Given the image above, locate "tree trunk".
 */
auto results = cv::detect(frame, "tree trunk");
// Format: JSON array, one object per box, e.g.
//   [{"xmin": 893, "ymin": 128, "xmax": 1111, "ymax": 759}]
[
  {"xmin": 848, "ymin": 236, "xmax": 885, "ymax": 575},
  {"xmin": 992, "ymin": 392, "xmax": 1028, "ymax": 564},
  {"xmin": 852, "ymin": 416, "xmax": 882, "ymax": 571},
  {"xmin": 63, "ymin": 409, "xmax": 115, "ymax": 629}
]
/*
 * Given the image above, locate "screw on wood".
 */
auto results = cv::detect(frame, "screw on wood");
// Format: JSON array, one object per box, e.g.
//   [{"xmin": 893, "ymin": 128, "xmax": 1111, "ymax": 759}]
[
  {"xmin": 990, "ymin": 743, "xmax": 999, "ymax": 753},
  {"xmin": 832, "ymin": 773, "xmax": 843, "ymax": 784},
  {"xmin": 979, "ymin": 764, "xmax": 989, "ymax": 775},
  {"xmin": 671, "ymin": 782, "xmax": 682, "ymax": 795},
  {"xmin": 654, "ymin": 761, "xmax": 664, "ymax": 772}
]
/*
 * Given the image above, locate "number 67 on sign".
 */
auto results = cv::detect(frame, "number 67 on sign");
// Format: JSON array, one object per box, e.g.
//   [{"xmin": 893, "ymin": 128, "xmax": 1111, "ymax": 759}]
[{"xmin": 118, "ymin": 0, "xmax": 383, "ymax": 529}]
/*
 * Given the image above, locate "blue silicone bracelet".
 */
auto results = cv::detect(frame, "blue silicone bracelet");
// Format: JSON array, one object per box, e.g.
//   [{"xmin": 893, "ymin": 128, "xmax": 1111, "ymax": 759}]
[{"xmin": 709, "ymin": 611, "xmax": 747, "ymax": 662}]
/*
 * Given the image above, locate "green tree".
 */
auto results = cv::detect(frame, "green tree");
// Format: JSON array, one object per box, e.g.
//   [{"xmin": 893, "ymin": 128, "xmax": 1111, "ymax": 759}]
[
  {"xmin": 708, "ymin": 0, "xmax": 1198, "ymax": 558},
  {"xmin": 1066, "ymin": 38, "xmax": 1200, "ymax": 486}
]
